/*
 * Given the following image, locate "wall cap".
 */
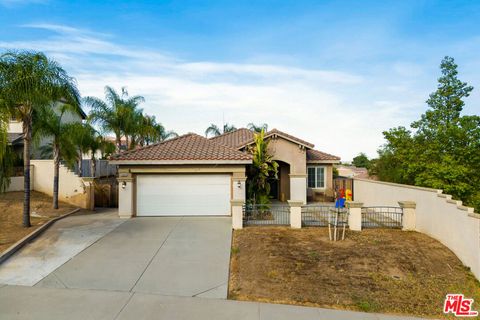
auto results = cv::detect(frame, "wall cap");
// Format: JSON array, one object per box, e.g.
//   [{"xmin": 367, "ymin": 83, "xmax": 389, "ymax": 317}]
[
  {"xmin": 354, "ymin": 178, "xmax": 441, "ymax": 193},
  {"xmin": 287, "ymin": 200, "xmax": 303, "ymax": 206},
  {"xmin": 346, "ymin": 201, "xmax": 363, "ymax": 208},
  {"xmin": 468, "ymin": 212, "xmax": 480, "ymax": 219},
  {"xmin": 398, "ymin": 201, "xmax": 416, "ymax": 209},
  {"xmin": 231, "ymin": 200, "xmax": 245, "ymax": 206},
  {"xmin": 288, "ymin": 174, "xmax": 307, "ymax": 178}
]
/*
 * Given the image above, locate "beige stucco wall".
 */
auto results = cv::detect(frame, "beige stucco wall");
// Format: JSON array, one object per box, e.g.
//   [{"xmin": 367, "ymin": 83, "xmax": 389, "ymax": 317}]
[
  {"xmin": 7, "ymin": 121, "xmax": 22, "ymax": 134},
  {"xmin": 117, "ymin": 164, "xmax": 247, "ymax": 218},
  {"xmin": 268, "ymin": 138, "xmax": 306, "ymax": 175},
  {"xmin": 30, "ymin": 160, "xmax": 91, "ymax": 209},
  {"xmin": 354, "ymin": 178, "xmax": 480, "ymax": 280}
]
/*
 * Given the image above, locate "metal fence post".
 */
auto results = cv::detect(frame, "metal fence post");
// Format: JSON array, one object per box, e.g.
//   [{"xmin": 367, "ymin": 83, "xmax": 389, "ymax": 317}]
[
  {"xmin": 231, "ymin": 200, "xmax": 244, "ymax": 230},
  {"xmin": 288, "ymin": 200, "xmax": 303, "ymax": 229},
  {"xmin": 347, "ymin": 201, "xmax": 363, "ymax": 231},
  {"xmin": 399, "ymin": 201, "xmax": 416, "ymax": 231}
]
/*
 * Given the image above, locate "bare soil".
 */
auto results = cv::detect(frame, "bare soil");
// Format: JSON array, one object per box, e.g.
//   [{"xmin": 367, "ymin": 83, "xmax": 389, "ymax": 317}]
[
  {"xmin": 229, "ymin": 227, "xmax": 480, "ymax": 318},
  {"xmin": 0, "ymin": 191, "xmax": 77, "ymax": 253}
]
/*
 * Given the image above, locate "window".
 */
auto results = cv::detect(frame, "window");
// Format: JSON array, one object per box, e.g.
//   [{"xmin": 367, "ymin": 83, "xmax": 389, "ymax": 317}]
[{"xmin": 307, "ymin": 166, "xmax": 325, "ymax": 188}]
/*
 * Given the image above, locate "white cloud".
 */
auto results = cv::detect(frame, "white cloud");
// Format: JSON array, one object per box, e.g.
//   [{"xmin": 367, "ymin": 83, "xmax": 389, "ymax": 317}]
[{"xmin": 0, "ymin": 23, "xmax": 430, "ymax": 161}]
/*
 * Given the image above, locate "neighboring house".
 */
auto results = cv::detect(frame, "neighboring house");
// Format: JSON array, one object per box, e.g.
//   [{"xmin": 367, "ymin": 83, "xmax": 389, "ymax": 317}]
[
  {"xmin": 336, "ymin": 165, "xmax": 370, "ymax": 179},
  {"xmin": 110, "ymin": 128, "xmax": 340, "ymax": 218},
  {"xmin": 7, "ymin": 102, "xmax": 87, "ymax": 159}
]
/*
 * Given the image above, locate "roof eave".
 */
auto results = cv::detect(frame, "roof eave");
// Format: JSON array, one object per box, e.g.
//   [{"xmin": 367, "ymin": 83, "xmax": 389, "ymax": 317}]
[
  {"xmin": 239, "ymin": 133, "xmax": 314, "ymax": 149},
  {"xmin": 307, "ymin": 160, "xmax": 341, "ymax": 164},
  {"xmin": 109, "ymin": 159, "xmax": 252, "ymax": 165}
]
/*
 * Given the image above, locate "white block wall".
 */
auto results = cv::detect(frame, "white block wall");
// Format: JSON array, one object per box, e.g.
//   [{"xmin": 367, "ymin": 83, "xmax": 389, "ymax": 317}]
[{"xmin": 354, "ymin": 178, "xmax": 480, "ymax": 280}]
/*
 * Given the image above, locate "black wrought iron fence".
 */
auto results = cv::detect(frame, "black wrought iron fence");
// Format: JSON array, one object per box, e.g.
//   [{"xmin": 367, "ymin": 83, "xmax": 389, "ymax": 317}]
[
  {"xmin": 362, "ymin": 206, "xmax": 403, "ymax": 229},
  {"xmin": 243, "ymin": 204, "xmax": 290, "ymax": 226},
  {"xmin": 301, "ymin": 205, "xmax": 348, "ymax": 227}
]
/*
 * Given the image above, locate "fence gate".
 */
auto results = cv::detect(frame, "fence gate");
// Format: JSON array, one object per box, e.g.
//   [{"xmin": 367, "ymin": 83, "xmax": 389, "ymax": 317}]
[
  {"xmin": 361, "ymin": 206, "xmax": 403, "ymax": 229},
  {"xmin": 243, "ymin": 204, "xmax": 290, "ymax": 226}
]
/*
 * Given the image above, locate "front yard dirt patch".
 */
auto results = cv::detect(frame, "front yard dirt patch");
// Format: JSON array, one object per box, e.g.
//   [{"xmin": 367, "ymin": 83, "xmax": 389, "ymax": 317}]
[
  {"xmin": 229, "ymin": 227, "xmax": 480, "ymax": 318},
  {"xmin": 0, "ymin": 191, "xmax": 77, "ymax": 253}
]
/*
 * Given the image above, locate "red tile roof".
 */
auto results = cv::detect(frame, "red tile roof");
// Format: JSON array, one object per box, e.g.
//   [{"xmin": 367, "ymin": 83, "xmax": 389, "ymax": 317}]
[
  {"xmin": 238, "ymin": 128, "xmax": 315, "ymax": 149},
  {"xmin": 110, "ymin": 133, "xmax": 252, "ymax": 162},
  {"xmin": 307, "ymin": 149, "xmax": 340, "ymax": 161},
  {"xmin": 209, "ymin": 128, "xmax": 254, "ymax": 149}
]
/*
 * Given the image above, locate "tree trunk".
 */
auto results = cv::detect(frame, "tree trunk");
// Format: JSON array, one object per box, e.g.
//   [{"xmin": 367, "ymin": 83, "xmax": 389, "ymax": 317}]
[
  {"xmin": 115, "ymin": 134, "xmax": 121, "ymax": 152},
  {"xmin": 53, "ymin": 143, "xmax": 60, "ymax": 209},
  {"xmin": 78, "ymin": 151, "xmax": 83, "ymax": 177},
  {"xmin": 125, "ymin": 136, "xmax": 129, "ymax": 150},
  {"xmin": 22, "ymin": 116, "xmax": 32, "ymax": 227}
]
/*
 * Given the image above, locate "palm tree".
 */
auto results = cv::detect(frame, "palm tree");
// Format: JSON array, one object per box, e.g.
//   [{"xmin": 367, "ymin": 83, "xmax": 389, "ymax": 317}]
[
  {"xmin": 85, "ymin": 86, "xmax": 144, "ymax": 152},
  {"xmin": 205, "ymin": 124, "xmax": 221, "ymax": 137},
  {"xmin": 205, "ymin": 123, "xmax": 237, "ymax": 137},
  {"xmin": 0, "ymin": 51, "xmax": 80, "ymax": 227},
  {"xmin": 35, "ymin": 104, "xmax": 82, "ymax": 209},
  {"xmin": 247, "ymin": 123, "xmax": 268, "ymax": 133},
  {"xmin": 138, "ymin": 115, "xmax": 178, "ymax": 146}
]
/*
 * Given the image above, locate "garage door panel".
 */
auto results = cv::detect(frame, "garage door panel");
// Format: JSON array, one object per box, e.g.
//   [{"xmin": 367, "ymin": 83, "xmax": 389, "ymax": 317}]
[{"xmin": 136, "ymin": 174, "xmax": 231, "ymax": 216}]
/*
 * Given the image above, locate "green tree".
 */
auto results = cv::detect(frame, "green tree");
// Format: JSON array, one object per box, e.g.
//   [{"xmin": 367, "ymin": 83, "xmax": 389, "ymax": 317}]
[
  {"xmin": 246, "ymin": 129, "xmax": 278, "ymax": 205},
  {"xmin": 247, "ymin": 123, "xmax": 268, "ymax": 133},
  {"xmin": 135, "ymin": 114, "xmax": 178, "ymax": 147},
  {"xmin": 205, "ymin": 123, "xmax": 237, "ymax": 137},
  {"xmin": 85, "ymin": 86, "xmax": 144, "ymax": 152},
  {"xmin": 376, "ymin": 56, "xmax": 480, "ymax": 211},
  {"xmin": 0, "ymin": 51, "xmax": 80, "ymax": 227},
  {"xmin": 36, "ymin": 105, "xmax": 82, "ymax": 209},
  {"xmin": 352, "ymin": 152, "xmax": 371, "ymax": 169}
]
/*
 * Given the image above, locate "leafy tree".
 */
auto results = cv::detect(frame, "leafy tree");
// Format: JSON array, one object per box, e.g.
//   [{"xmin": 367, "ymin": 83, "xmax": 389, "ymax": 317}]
[
  {"xmin": 135, "ymin": 114, "xmax": 177, "ymax": 147},
  {"xmin": 247, "ymin": 123, "xmax": 268, "ymax": 133},
  {"xmin": 246, "ymin": 129, "xmax": 278, "ymax": 205},
  {"xmin": 85, "ymin": 86, "xmax": 144, "ymax": 151},
  {"xmin": 375, "ymin": 56, "xmax": 480, "ymax": 211},
  {"xmin": 35, "ymin": 104, "xmax": 82, "ymax": 209},
  {"xmin": 352, "ymin": 153, "xmax": 371, "ymax": 169},
  {"xmin": 0, "ymin": 51, "xmax": 80, "ymax": 227},
  {"xmin": 205, "ymin": 123, "xmax": 237, "ymax": 137}
]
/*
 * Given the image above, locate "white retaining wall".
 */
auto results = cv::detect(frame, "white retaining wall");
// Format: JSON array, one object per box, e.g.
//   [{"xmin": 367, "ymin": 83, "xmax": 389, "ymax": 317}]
[
  {"xmin": 354, "ymin": 178, "xmax": 480, "ymax": 280},
  {"xmin": 30, "ymin": 160, "xmax": 87, "ymax": 206}
]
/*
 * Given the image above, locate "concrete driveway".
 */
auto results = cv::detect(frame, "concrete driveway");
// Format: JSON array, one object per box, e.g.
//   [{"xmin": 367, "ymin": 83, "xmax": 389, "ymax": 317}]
[
  {"xmin": 0, "ymin": 211, "xmax": 425, "ymax": 320},
  {"xmin": 35, "ymin": 215, "xmax": 232, "ymax": 298}
]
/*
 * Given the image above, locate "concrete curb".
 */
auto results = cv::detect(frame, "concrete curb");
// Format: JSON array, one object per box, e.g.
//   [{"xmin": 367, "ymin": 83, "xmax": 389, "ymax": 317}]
[{"xmin": 0, "ymin": 208, "xmax": 80, "ymax": 265}]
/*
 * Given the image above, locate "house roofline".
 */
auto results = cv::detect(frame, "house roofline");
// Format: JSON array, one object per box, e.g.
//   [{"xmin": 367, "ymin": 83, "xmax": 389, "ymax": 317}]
[
  {"xmin": 238, "ymin": 130, "xmax": 314, "ymax": 149},
  {"xmin": 109, "ymin": 160, "xmax": 252, "ymax": 165},
  {"xmin": 307, "ymin": 160, "xmax": 340, "ymax": 164}
]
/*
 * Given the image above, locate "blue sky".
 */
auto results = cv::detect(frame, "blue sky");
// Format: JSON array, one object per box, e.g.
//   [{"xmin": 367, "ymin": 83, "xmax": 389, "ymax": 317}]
[{"xmin": 1, "ymin": 0, "xmax": 479, "ymax": 160}]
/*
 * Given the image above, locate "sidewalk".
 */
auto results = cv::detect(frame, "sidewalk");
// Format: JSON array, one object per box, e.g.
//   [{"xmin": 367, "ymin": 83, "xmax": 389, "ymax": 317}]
[{"xmin": 0, "ymin": 285, "xmax": 424, "ymax": 320}]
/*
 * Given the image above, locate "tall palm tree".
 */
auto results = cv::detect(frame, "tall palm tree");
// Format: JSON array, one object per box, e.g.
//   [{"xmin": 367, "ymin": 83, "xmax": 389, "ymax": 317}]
[
  {"xmin": 85, "ymin": 86, "xmax": 144, "ymax": 152},
  {"xmin": 205, "ymin": 123, "xmax": 237, "ymax": 137},
  {"xmin": 35, "ymin": 104, "xmax": 82, "ymax": 209},
  {"xmin": 0, "ymin": 51, "xmax": 80, "ymax": 227},
  {"xmin": 138, "ymin": 115, "xmax": 178, "ymax": 146},
  {"xmin": 247, "ymin": 123, "xmax": 268, "ymax": 133}
]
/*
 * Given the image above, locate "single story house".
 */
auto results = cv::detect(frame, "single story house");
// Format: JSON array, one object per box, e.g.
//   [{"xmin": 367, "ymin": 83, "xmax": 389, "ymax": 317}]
[{"xmin": 109, "ymin": 128, "xmax": 340, "ymax": 218}]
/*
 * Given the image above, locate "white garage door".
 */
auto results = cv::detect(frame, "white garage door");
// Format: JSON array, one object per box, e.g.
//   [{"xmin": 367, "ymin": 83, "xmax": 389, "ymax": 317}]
[{"xmin": 136, "ymin": 174, "xmax": 231, "ymax": 216}]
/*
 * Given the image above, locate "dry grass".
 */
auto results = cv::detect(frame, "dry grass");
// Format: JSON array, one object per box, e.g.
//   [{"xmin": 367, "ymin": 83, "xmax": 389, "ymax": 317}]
[
  {"xmin": 0, "ymin": 191, "xmax": 77, "ymax": 253},
  {"xmin": 229, "ymin": 227, "xmax": 480, "ymax": 318}
]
